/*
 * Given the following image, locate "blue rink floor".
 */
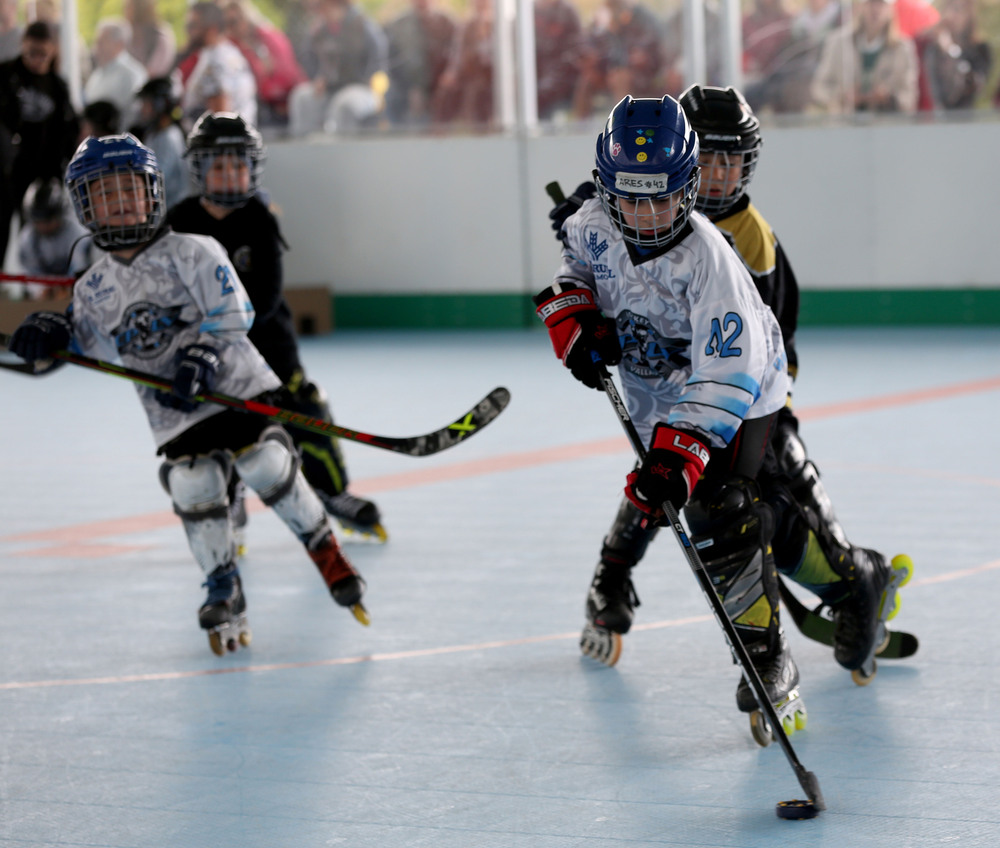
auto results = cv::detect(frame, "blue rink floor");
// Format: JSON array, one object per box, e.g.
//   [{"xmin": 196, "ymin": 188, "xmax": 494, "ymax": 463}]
[{"xmin": 1, "ymin": 326, "xmax": 999, "ymax": 848}]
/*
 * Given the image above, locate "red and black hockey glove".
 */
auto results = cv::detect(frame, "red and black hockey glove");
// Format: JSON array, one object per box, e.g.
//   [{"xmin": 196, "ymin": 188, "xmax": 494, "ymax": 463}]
[
  {"xmin": 625, "ymin": 424, "xmax": 710, "ymax": 515},
  {"xmin": 533, "ymin": 284, "xmax": 620, "ymax": 390},
  {"xmin": 8, "ymin": 311, "xmax": 72, "ymax": 362},
  {"xmin": 155, "ymin": 343, "xmax": 221, "ymax": 412}
]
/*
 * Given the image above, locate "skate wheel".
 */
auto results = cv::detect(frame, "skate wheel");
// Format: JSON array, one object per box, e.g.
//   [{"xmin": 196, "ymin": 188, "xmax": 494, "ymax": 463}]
[
  {"xmin": 579, "ymin": 624, "xmax": 622, "ymax": 667},
  {"xmin": 749, "ymin": 711, "xmax": 773, "ymax": 747},
  {"xmin": 208, "ymin": 631, "xmax": 226, "ymax": 657},
  {"xmin": 776, "ymin": 799, "xmax": 819, "ymax": 820},
  {"xmin": 875, "ymin": 630, "xmax": 891, "ymax": 656},
  {"xmin": 340, "ymin": 523, "xmax": 389, "ymax": 544},
  {"xmin": 792, "ymin": 704, "xmax": 808, "ymax": 732},
  {"xmin": 851, "ymin": 661, "xmax": 877, "ymax": 686},
  {"xmin": 886, "ymin": 593, "xmax": 902, "ymax": 622},
  {"xmin": 891, "ymin": 554, "xmax": 914, "ymax": 587},
  {"xmin": 351, "ymin": 603, "xmax": 371, "ymax": 626},
  {"xmin": 239, "ymin": 629, "xmax": 252, "ymax": 648}
]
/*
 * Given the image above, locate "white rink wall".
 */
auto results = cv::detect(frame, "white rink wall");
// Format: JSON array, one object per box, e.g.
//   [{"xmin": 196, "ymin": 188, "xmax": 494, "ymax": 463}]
[{"xmin": 265, "ymin": 120, "xmax": 1000, "ymax": 296}]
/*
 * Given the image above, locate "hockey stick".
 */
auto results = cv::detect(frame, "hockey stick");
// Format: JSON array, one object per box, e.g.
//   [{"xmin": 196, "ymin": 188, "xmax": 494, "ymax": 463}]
[
  {"xmin": 0, "ymin": 331, "xmax": 511, "ymax": 457},
  {"xmin": 0, "ymin": 272, "xmax": 75, "ymax": 287},
  {"xmin": 596, "ymin": 364, "xmax": 825, "ymax": 812}
]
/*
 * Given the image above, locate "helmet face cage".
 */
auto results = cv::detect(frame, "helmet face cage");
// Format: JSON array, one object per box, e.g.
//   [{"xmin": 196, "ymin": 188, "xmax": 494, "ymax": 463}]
[
  {"xmin": 65, "ymin": 135, "xmax": 165, "ymax": 250},
  {"xmin": 187, "ymin": 112, "xmax": 266, "ymax": 209},
  {"xmin": 595, "ymin": 169, "xmax": 701, "ymax": 250},
  {"xmin": 189, "ymin": 145, "xmax": 265, "ymax": 208},
  {"xmin": 594, "ymin": 95, "xmax": 701, "ymax": 249},
  {"xmin": 695, "ymin": 144, "xmax": 760, "ymax": 216}
]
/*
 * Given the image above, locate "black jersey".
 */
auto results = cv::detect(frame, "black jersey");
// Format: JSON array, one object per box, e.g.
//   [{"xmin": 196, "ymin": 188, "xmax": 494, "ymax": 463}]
[
  {"xmin": 711, "ymin": 194, "xmax": 800, "ymax": 379},
  {"xmin": 167, "ymin": 195, "xmax": 303, "ymax": 383}
]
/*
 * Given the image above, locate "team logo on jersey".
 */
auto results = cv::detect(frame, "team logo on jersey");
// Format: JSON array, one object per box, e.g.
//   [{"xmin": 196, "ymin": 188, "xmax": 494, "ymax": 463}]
[
  {"xmin": 587, "ymin": 231, "xmax": 608, "ymax": 261},
  {"xmin": 82, "ymin": 270, "xmax": 115, "ymax": 303},
  {"xmin": 619, "ymin": 310, "xmax": 690, "ymax": 379},
  {"xmin": 232, "ymin": 245, "xmax": 252, "ymax": 274},
  {"xmin": 113, "ymin": 302, "xmax": 188, "ymax": 359}
]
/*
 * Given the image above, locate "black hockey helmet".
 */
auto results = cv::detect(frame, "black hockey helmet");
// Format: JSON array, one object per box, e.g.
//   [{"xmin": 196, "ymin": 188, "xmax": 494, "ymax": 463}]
[
  {"xmin": 185, "ymin": 111, "xmax": 266, "ymax": 209},
  {"xmin": 137, "ymin": 76, "xmax": 181, "ymax": 116},
  {"xmin": 679, "ymin": 85, "xmax": 762, "ymax": 217},
  {"xmin": 23, "ymin": 177, "xmax": 68, "ymax": 222}
]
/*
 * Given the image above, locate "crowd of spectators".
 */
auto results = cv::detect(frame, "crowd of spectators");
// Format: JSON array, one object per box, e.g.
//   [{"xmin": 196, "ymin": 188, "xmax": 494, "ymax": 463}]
[{"xmin": 0, "ymin": 0, "xmax": 998, "ymax": 291}]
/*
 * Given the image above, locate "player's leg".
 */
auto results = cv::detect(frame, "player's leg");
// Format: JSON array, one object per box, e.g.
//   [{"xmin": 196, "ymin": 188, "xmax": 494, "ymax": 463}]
[
  {"xmin": 158, "ymin": 450, "xmax": 250, "ymax": 655},
  {"xmin": 767, "ymin": 410, "xmax": 894, "ymax": 671},
  {"xmin": 279, "ymin": 373, "xmax": 386, "ymax": 542},
  {"xmin": 580, "ymin": 496, "xmax": 657, "ymax": 664},
  {"xmin": 685, "ymin": 414, "xmax": 805, "ymax": 735},
  {"xmin": 231, "ymin": 423, "xmax": 368, "ymax": 621}
]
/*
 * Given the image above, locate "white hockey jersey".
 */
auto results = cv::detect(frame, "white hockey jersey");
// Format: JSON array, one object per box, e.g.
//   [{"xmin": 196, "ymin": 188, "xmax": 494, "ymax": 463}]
[
  {"xmin": 555, "ymin": 199, "xmax": 789, "ymax": 449},
  {"xmin": 69, "ymin": 230, "xmax": 281, "ymax": 449}
]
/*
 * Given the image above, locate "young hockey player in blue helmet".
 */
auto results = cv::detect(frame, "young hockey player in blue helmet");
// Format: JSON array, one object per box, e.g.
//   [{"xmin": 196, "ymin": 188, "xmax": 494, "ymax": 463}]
[
  {"xmin": 678, "ymin": 84, "xmax": 913, "ymax": 682},
  {"xmin": 535, "ymin": 94, "xmax": 804, "ymax": 742},
  {"xmin": 167, "ymin": 111, "xmax": 386, "ymax": 545},
  {"xmin": 7, "ymin": 133, "xmax": 370, "ymax": 656}
]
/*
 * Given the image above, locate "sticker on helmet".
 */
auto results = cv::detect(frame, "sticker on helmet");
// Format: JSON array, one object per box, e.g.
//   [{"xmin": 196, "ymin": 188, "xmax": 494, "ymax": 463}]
[{"xmin": 615, "ymin": 172, "xmax": 669, "ymax": 194}]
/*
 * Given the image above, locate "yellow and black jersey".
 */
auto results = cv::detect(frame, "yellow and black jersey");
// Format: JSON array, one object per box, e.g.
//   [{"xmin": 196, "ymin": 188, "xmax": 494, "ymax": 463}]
[{"xmin": 711, "ymin": 194, "xmax": 800, "ymax": 379}]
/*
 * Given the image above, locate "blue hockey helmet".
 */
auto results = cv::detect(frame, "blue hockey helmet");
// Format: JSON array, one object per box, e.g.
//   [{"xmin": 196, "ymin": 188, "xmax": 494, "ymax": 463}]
[
  {"xmin": 65, "ymin": 133, "xmax": 165, "ymax": 250},
  {"xmin": 594, "ymin": 95, "xmax": 701, "ymax": 249}
]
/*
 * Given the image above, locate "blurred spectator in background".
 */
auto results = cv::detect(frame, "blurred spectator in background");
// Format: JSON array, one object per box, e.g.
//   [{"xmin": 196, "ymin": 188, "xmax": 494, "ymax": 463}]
[
  {"xmin": 572, "ymin": 0, "xmax": 664, "ymax": 118},
  {"xmin": 83, "ymin": 17, "xmax": 148, "ymax": 127},
  {"xmin": 0, "ymin": 21, "xmax": 79, "ymax": 268},
  {"xmin": 288, "ymin": 0, "xmax": 387, "ymax": 136},
  {"xmin": 223, "ymin": 0, "xmax": 307, "ymax": 126},
  {"xmin": 80, "ymin": 99, "xmax": 122, "ymax": 138},
  {"xmin": 753, "ymin": 0, "xmax": 843, "ymax": 112},
  {"xmin": 919, "ymin": 0, "xmax": 991, "ymax": 109},
  {"xmin": 132, "ymin": 76, "xmax": 192, "ymax": 208},
  {"xmin": 811, "ymin": 0, "xmax": 918, "ymax": 113},
  {"xmin": 741, "ymin": 0, "xmax": 793, "ymax": 110},
  {"xmin": 30, "ymin": 0, "xmax": 92, "ymax": 80},
  {"xmin": 124, "ymin": 0, "xmax": 177, "ymax": 79},
  {"xmin": 0, "ymin": 0, "xmax": 22, "ymax": 63},
  {"xmin": 285, "ymin": 0, "xmax": 323, "ymax": 79},
  {"xmin": 383, "ymin": 0, "xmax": 455, "ymax": 127},
  {"xmin": 181, "ymin": 1, "xmax": 258, "ymax": 127},
  {"xmin": 534, "ymin": 0, "xmax": 582, "ymax": 121},
  {"xmin": 432, "ymin": 0, "xmax": 494, "ymax": 125},
  {"xmin": 660, "ymin": 0, "xmax": 724, "ymax": 97},
  {"xmin": 17, "ymin": 176, "xmax": 93, "ymax": 296}
]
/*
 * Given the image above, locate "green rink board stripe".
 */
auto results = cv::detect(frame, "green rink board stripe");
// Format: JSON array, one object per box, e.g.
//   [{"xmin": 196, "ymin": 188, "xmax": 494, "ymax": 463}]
[{"xmin": 326, "ymin": 290, "xmax": 1000, "ymax": 329}]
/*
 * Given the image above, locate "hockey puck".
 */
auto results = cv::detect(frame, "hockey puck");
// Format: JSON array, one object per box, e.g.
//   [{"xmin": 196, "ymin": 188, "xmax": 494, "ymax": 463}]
[{"xmin": 775, "ymin": 799, "xmax": 819, "ymax": 820}]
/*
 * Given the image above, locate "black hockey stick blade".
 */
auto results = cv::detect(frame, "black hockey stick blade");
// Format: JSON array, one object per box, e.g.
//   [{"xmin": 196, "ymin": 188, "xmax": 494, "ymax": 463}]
[
  {"xmin": 0, "ymin": 332, "xmax": 511, "ymax": 456},
  {"xmin": 595, "ymin": 365, "xmax": 825, "ymax": 811},
  {"xmin": 778, "ymin": 577, "xmax": 918, "ymax": 660}
]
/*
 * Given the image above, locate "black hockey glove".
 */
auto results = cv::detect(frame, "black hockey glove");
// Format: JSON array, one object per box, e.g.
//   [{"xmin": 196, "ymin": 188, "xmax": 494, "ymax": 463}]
[
  {"xmin": 8, "ymin": 311, "xmax": 72, "ymax": 362},
  {"xmin": 156, "ymin": 343, "xmax": 221, "ymax": 412},
  {"xmin": 625, "ymin": 424, "xmax": 710, "ymax": 515},
  {"xmin": 534, "ymin": 284, "xmax": 621, "ymax": 390},
  {"xmin": 549, "ymin": 181, "xmax": 596, "ymax": 242}
]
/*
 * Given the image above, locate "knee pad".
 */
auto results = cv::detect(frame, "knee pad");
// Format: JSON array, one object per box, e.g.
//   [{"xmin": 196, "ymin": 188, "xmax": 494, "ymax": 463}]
[
  {"xmin": 159, "ymin": 452, "xmax": 231, "ymax": 520},
  {"xmin": 159, "ymin": 452, "xmax": 234, "ymax": 573},
  {"xmin": 686, "ymin": 476, "xmax": 778, "ymax": 644},
  {"xmin": 601, "ymin": 496, "xmax": 658, "ymax": 569},
  {"xmin": 233, "ymin": 425, "xmax": 300, "ymax": 506},
  {"xmin": 772, "ymin": 421, "xmax": 848, "ymax": 549}
]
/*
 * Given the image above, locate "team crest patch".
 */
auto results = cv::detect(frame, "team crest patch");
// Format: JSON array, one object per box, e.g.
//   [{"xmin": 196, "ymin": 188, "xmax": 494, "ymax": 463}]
[
  {"xmin": 113, "ymin": 302, "xmax": 188, "ymax": 358},
  {"xmin": 232, "ymin": 245, "xmax": 252, "ymax": 273},
  {"xmin": 587, "ymin": 231, "xmax": 608, "ymax": 261},
  {"xmin": 619, "ymin": 310, "xmax": 690, "ymax": 379}
]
